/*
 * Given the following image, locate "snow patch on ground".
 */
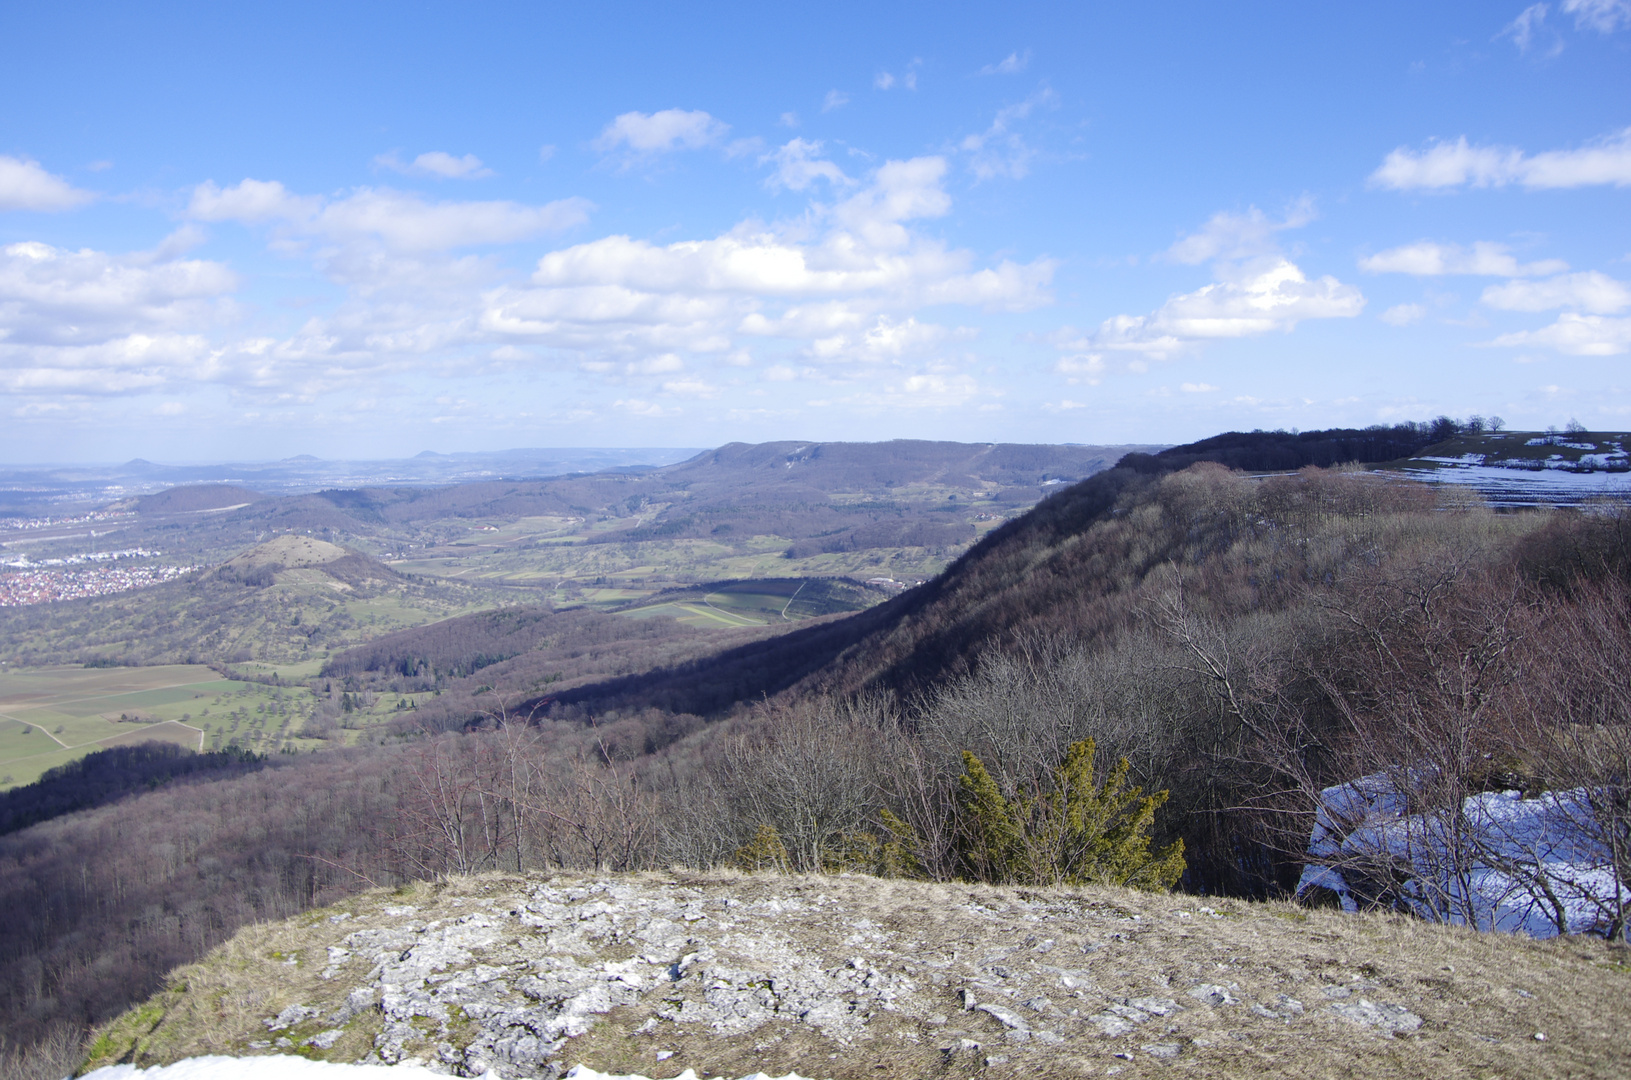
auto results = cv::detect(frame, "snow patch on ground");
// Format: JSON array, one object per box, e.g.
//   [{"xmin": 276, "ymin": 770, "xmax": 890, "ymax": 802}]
[
  {"xmin": 1400, "ymin": 462, "xmax": 1631, "ymax": 506},
  {"xmin": 1297, "ymin": 775, "xmax": 1628, "ymax": 937}
]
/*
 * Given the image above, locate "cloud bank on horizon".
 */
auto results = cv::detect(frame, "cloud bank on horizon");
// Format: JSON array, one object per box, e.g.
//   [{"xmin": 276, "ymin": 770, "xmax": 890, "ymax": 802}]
[{"xmin": 0, "ymin": 1, "xmax": 1627, "ymax": 461}]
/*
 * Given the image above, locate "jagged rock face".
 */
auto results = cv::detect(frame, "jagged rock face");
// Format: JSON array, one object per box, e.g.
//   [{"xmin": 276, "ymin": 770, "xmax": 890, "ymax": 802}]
[{"xmin": 86, "ymin": 872, "xmax": 1630, "ymax": 1079}]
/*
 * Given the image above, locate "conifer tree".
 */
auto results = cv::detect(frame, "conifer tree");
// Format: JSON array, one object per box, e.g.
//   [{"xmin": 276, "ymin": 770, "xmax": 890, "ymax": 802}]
[{"xmin": 956, "ymin": 738, "xmax": 1185, "ymax": 890}]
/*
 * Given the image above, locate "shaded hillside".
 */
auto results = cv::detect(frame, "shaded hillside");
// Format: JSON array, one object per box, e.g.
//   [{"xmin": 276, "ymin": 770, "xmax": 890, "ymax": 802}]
[
  {"xmin": 125, "ymin": 484, "xmax": 266, "ymax": 514},
  {"xmin": 530, "ymin": 423, "xmax": 1453, "ymax": 717},
  {"xmin": 0, "ymin": 742, "xmax": 264, "ymax": 835},
  {"xmin": 317, "ymin": 602, "xmax": 804, "ymax": 738}
]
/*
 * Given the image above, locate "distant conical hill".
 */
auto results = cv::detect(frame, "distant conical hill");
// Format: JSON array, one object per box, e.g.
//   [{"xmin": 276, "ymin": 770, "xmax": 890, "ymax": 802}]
[{"xmin": 213, "ymin": 535, "xmax": 400, "ymax": 588}]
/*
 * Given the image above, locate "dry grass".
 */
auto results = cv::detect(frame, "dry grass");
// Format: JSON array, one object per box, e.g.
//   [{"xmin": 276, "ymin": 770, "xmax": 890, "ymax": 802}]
[{"xmin": 83, "ymin": 871, "xmax": 1629, "ymax": 1080}]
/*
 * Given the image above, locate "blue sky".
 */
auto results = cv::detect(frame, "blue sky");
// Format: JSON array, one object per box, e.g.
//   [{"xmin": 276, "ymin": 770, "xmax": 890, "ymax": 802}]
[{"xmin": 1, "ymin": 1, "xmax": 1628, "ymax": 462}]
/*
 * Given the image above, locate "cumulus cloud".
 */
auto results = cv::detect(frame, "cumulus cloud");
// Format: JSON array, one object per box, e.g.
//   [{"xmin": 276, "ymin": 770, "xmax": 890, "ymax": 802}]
[
  {"xmin": 1054, "ymin": 354, "xmax": 1105, "ymax": 384},
  {"xmin": 0, "ymin": 156, "xmax": 95, "ymax": 212},
  {"xmin": 376, "ymin": 151, "xmax": 493, "ymax": 179},
  {"xmin": 1482, "ymin": 271, "xmax": 1631, "ymax": 313},
  {"xmin": 1491, "ymin": 313, "xmax": 1631, "ymax": 355},
  {"xmin": 480, "ymin": 155, "xmax": 1052, "ymax": 371},
  {"xmin": 1093, "ymin": 259, "xmax": 1365, "ymax": 357},
  {"xmin": 1380, "ymin": 303, "xmax": 1427, "ymax": 326},
  {"xmin": 25, "ymin": 151, "xmax": 1054, "ymax": 413},
  {"xmin": 978, "ymin": 51, "xmax": 1031, "ymax": 75},
  {"xmin": 0, "ymin": 240, "xmax": 240, "ymax": 394},
  {"xmin": 189, "ymin": 179, "xmax": 321, "ymax": 223},
  {"xmin": 189, "ymin": 179, "xmax": 590, "ymax": 251},
  {"xmin": 762, "ymin": 139, "xmax": 851, "ymax": 191},
  {"xmin": 1166, "ymin": 200, "xmax": 1316, "ymax": 265},
  {"xmin": 1370, "ymin": 126, "xmax": 1631, "ymax": 190},
  {"xmin": 1481, "ymin": 266, "xmax": 1631, "ymax": 356},
  {"xmin": 889, "ymin": 372, "xmax": 980, "ymax": 406},
  {"xmin": 822, "ymin": 90, "xmax": 850, "ymax": 112},
  {"xmin": 594, "ymin": 109, "xmax": 729, "ymax": 155},
  {"xmin": 1360, "ymin": 240, "xmax": 1568, "ymax": 277}
]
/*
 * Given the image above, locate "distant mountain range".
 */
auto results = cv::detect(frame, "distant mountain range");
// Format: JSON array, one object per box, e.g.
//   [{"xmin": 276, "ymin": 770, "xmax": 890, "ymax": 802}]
[{"xmin": 0, "ymin": 448, "xmax": 707, "ymax": 508}]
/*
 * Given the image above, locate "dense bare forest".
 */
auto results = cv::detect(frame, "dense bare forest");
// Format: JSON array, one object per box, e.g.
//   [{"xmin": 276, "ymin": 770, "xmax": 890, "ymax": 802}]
[{"xmin": 4, "ymin": 425, "xmax": 1629, "ymax": 1067}]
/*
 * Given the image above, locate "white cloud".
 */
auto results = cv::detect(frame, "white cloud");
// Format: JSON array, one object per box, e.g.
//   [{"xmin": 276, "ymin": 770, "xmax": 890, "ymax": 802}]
[
  {"xmin": 612, "ymin": 398, "xmax": 677, "ymax": 417},
  {"xmin": 959, "ymin": 91, "xmax": 1055, "ymax": 181},
  {"xmin": 874, "ymin": 61, "xmax": 920, "ymax": 92},
  {"xmin": 1180, "ymin": 382, "xmax": 1219, "ymax": 393},
  {"xmin": 1380, "ymin": 303, "xmax": 1427, "ymax": 326},
  {"xmin": 1360, "ymin": 240, "xmax": 1568, "ymax": 277},
  {"xmin": 189, "ymin": 179, "xmax": 321, "ymax": 223},
  {"xmin": 1093, "ymin": 259, "xmax": 1365, "ymax": 357},
  {"xmin": 779, "ymin": 112, "xmax": 799, "ymax": 128},
  {"xmin": 189, "ymin": 180, "xmax": 591, "ymax": 251},
  {"xmin": 1370, "ymin": 126, "xmax": 1631, "ymax": 190},
  {"xmin": 1167, "ymin": 200, "xmax": 1316, "ymax": 265},
  {"xmin": 661, "ymin": 377, "xmax": 717, "ymax": 397},
  {"xmin": 879, "ymin": 372, "xmax": 981, "ymax": 407},
  {"xmin": 762, "ymin": 139, "xmax": 851, "ymax": 191},
  {"xmin": 1563, "ymin": 0, "xmax": 1631, "ymax": 32},
  {"xmin": 626, "ymin": 353, "xmax": 684, "ymax": 374},
  {"xmin": 822, "ymin": 90, "xmax": 850, "ymax": 112},
  {"xmin": 1054, "ymin": 354, "xmax": 1105, "ymax": 384},
  {"xmin": 978, "ymin": 51, "xmax": 1031, "ymax": 75},
  {"xmin": 0, "ymin": 240, "xmax": 242, "ymax": 394},
  {"xmin": 0, "ymin": 240, "xmax": 238, "ymax": 347},
  {"xmin": 1482, "ymin": 271, "xmax": 1631, "ymax": 313},
  {"xmin": 480, "ymin": 156, "xmax": 1052, "ymax": 374},
  {"xmin": 1501, "ymin": 4, "xmax": 1562, "ymax": 55},
  {"xmin": 377, "ymin": 151, "xmax": 493, "ymax": 179},
  {"xmin": 594, "ymin": 109, "xmax": 728, "ymax": 154},
  {"xmin": 1491, "ymin": 313, "xmax": 1631, "ymax": 354},
  {"xmin": 314, "ymin": 190, "xmax": 589, "ymax": 250},
  {"xmin": 0, "ymin": 156, "xmax": 94, "ymax": 212}
]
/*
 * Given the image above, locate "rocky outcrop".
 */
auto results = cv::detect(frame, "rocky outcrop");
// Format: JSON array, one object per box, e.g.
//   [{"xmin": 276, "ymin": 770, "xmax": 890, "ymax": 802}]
[{"xmin": 84, "ymin": 871, "xmax": 1630, "ymax": 1079}]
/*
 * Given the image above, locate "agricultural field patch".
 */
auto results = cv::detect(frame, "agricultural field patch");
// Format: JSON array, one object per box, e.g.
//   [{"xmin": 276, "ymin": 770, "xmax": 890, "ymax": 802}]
[
  {"xmin": 610, "ymin": 577, "xmax": 887, "ymax": 629},
  {"xmin": 0, "ymin": 664, "xmax": 322, "ymax": 788}
]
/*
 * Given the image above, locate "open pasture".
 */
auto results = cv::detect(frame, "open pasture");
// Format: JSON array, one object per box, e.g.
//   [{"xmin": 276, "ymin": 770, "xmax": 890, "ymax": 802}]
[
  {"xmin": 0, "ymin": 664, "xmax": 319, "ymax": 788},
  {"xmin": 390, "ymin": 518, "xmax": 957, "ymax": 616},
  {"xmin": 617, "ymin": 577, "xmax": 886, "ymax": 629}
]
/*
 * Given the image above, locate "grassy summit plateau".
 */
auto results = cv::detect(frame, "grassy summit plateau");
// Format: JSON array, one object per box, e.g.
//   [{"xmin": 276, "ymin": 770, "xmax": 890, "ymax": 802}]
[{"xmin": 84, "ymin": 871, "xmax": 1628, "ymax": 1080}]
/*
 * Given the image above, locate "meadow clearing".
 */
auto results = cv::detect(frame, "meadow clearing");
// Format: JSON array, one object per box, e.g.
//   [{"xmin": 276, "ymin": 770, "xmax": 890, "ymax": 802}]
[{"xmin": 0, "ymin": 664, "xmax": 325, "ymax": 788}]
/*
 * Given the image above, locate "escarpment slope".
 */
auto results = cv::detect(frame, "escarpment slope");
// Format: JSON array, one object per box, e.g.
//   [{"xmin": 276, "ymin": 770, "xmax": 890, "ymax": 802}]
[{"xmin": 86, "ymin": 872, "xmax": 1628, "ymax": 1080}]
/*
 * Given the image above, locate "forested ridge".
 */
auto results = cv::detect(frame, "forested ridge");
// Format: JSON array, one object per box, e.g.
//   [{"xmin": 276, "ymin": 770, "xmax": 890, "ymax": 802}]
[{"xmin": 4, "ymin": 422, "xmax": 1629, "ymax": 1066}]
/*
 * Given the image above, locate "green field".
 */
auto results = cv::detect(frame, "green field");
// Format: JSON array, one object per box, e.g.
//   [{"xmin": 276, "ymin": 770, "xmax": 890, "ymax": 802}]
[
  {"xmin": 0, "ymin": 664, "xmax": 323, "ymax": 789},
  {"xmin": 388, "ymin": 514, "xmax": 972, "ymax": 613}
]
